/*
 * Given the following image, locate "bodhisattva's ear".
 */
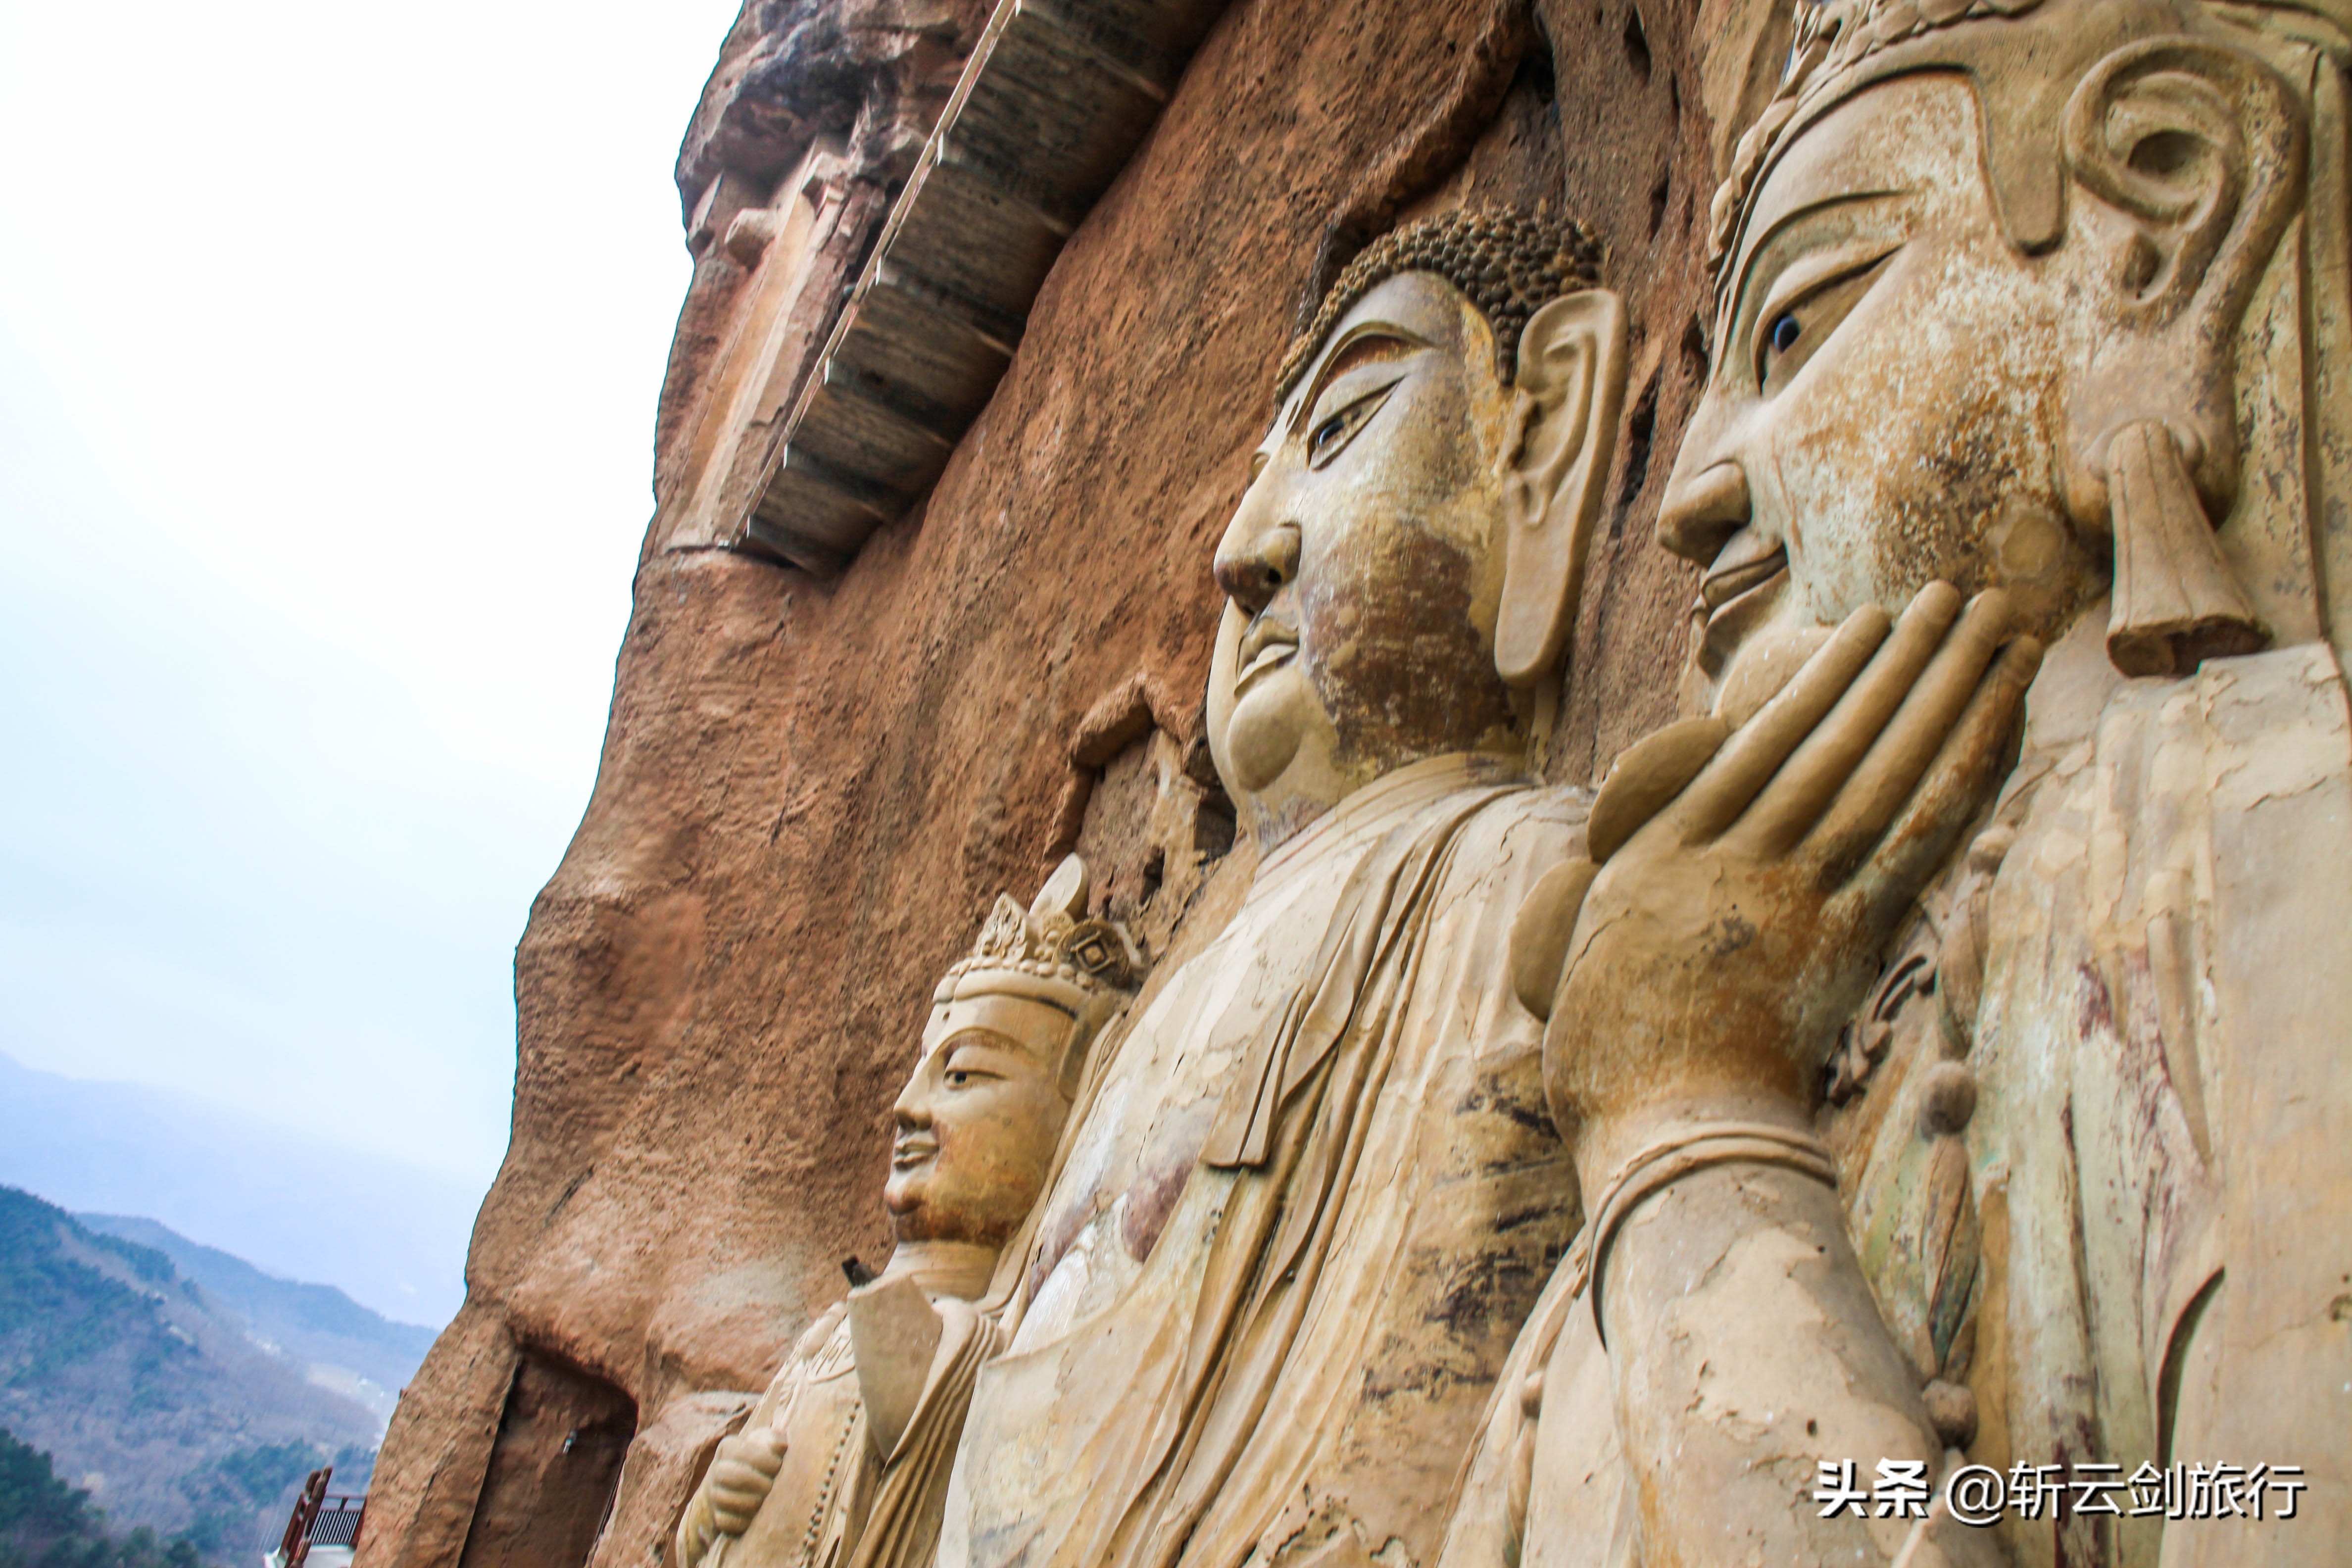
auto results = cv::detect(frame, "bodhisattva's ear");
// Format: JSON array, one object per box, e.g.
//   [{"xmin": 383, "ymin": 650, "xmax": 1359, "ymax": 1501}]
[
  {"xmin": 2062, "ymin": 36, "xmax": 2303, "ymax": 502},
  {"xmin": 1495, "ymin": 290, "xmax": 1628, "ymax": 687},
  {"xmin": 2060, "ymin": 37, "xmax": 2302, "ymax": 674}
]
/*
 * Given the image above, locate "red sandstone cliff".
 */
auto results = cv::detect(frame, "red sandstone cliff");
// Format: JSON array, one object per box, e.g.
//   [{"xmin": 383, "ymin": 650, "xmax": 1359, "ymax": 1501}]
[{"xmin": 357, "ymin": 2, "xmax": 1788, "ymax": 1565}]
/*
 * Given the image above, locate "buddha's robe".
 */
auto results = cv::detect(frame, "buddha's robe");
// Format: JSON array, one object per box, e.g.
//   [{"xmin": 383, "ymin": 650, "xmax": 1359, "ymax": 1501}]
[
  {"xmin": 938, "ymin": 755, "xmax": 1587, "ymax": 1568},
  {"xmin": 1439, "ymin": 641, "xmax": 2352, "ymax": 1568}
]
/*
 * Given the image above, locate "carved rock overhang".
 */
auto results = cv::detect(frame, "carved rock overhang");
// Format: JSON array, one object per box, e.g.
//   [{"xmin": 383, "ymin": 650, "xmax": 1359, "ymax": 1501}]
[{"xmin": 738, "ymin": 0, "xmax": 1231, "ymax": 574}]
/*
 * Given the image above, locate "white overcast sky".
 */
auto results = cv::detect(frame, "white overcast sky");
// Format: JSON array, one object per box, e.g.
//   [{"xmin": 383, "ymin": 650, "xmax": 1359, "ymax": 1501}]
[{"xmin": 0, "ymin": 0, "xmax": 743, "ymax": 1198}]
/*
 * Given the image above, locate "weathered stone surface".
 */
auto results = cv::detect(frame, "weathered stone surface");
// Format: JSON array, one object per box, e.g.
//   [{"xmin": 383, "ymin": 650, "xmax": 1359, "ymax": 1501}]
[
  {"xmin": 363, "ymin": 3, "xmax": 1709, "ymax": 1567},
  {"xmin": 742, "ymin": 0, "xmax": 1230, "ymax": 570},
  {"xmin": 676, "ymin": 0, "xmax": 992, "ymax": 219}
]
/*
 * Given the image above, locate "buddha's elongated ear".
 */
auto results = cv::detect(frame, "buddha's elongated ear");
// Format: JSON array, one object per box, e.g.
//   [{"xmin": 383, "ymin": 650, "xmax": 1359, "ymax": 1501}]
[{"xmin": 1495, "ymin": 290, "xmax": 1629, "ymax": 687}]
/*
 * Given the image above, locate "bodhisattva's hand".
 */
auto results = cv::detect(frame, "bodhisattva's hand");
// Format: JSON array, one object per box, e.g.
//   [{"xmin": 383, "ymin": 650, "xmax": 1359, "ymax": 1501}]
[
  {"xmin": 1540, "ymin": 583, "xmax": 2041, "ymax": 1192},
  {"xmin": 706, "ymin": 1428, "xmax": 788, "ymax": 1533},
  {"xmin": 679, "ymin": 1427, "xmax": 788, "ymax": 1566}
]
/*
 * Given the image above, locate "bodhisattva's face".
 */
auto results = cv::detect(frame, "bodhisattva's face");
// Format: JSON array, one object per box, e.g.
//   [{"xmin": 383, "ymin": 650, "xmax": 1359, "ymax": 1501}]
[
  {"xmin": 1208, "ymin": 272, "xmax": 1525, "ymax": 841},
  {"xmin": 885, "ymin": 1002, "xmax": 1074, "ymax": 1250},
  {"xmin": 1661, "ymin": 74, "xmax": 2106, "ymax": 708}
]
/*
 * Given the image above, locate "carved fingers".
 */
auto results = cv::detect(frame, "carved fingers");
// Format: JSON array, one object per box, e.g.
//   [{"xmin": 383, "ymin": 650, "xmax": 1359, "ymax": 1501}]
[
  {"xmin": 1526, "ymin": 582, "xmax": 2038, "ymax": 1155},
  {"xmin": 1649, "ymin": 585, "xmax": 2034, "ymax": 900},
  {"xmin": 1656, "ymin": 602, "xmax": 1892, "ymax": 844},
  {"xmin": 705, "ymin": 1427, "xmax": 788, "ymax": 1535},
  {"xmin": 1730, "ymin": 583, "xmax": 1967, "ymax": 858},
  {"xmin": 1838, "ymin": 631, "xmax": 2042, "ymax": 933},
  {"xmin": 1586, "ymin": 716, "xmax": 1731, "ymax": 862}
]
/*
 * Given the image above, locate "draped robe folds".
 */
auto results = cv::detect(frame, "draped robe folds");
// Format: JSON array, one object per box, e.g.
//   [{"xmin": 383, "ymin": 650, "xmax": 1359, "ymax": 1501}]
[
  {"xmin": 1436, "ymin": 641, "xmax": 2352, "ymax": 1568},
  {"xmin": 938, "ymin": 755, "xmax": 1587, "ymax": 1568},
  {"xmin": 705, "ymin": 1296, "xmax": 1009, "ymax": 1568}
]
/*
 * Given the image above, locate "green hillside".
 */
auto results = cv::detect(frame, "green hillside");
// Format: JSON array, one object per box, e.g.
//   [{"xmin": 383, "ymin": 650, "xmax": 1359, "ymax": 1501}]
[
  {"xmin": 0, "ymin": 1187, "xmax": 378, "ymax": 1560},
  {"xmin": 0, "ymin": 1424, "xmax": 198, "ymax": 1568},
  {"xmin": 77, "ymin": 1214, "xmax": 434, "ymax": 1423}
]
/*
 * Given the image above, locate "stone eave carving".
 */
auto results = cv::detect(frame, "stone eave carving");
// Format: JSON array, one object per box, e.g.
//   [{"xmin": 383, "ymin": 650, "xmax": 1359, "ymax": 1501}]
[{"xmin": 738, "ymin": 0, "xmax": 1229, "ymax": 574}]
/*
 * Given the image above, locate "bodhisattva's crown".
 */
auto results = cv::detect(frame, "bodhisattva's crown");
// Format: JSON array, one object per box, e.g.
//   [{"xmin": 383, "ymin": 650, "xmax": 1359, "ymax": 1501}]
[
  {"xmin": 933, "ymin": 854, "xmax": 1144, "ymax": 1010},
  {"xmin": 1708, "ymin": 0, "xmax": 2059, "ymax": 300},
  {"xmin": 1708, "ymin": 0, "xmax": 2342, "ymax": 307}
]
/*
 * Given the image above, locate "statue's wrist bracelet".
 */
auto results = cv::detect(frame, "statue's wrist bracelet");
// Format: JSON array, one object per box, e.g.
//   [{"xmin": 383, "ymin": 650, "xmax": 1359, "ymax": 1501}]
[{"xmin": 1565, "ymin": 1122, "xmax": 1838, "ymax": 1343}]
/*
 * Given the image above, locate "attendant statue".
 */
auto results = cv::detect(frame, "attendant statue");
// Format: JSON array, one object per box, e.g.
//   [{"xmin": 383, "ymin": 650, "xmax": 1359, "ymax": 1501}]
[
  {"xmin": 676, "ymin": 857, "xmax": 1139, "ymax": 1568},
  {"xmin": 935, "ymin": 208, "xmax": 1630, "ymax": 1568},
  {"xmin": 1451, "ymin": 0, "xmax": 2352, "ymax": 1563}
]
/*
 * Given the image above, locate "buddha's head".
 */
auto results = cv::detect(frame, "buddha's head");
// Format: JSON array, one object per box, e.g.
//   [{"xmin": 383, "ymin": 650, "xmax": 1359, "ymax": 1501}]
[
  {"xmin": 886, "ymin": 856, "xmax": 1140, "ymax": 1252},
  {"xmin": 1208, "ymin": 208, "xmax": 1630, "ymax": 843},
  {"xmin": 1661, "ymin": 0, "xmax": 2309, "ymax": 708}
]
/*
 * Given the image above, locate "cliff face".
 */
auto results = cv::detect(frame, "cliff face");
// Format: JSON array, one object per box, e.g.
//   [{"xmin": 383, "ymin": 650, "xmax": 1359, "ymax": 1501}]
[{"xmin": 360, "ymin": 2, "xmax": 1776, "ymax": 1566}]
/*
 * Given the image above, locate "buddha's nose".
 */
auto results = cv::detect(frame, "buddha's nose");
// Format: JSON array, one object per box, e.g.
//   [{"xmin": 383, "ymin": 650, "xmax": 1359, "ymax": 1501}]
[
  {"xmin": 1214, "ymin": 490, "xmax": 1301, "ymax": 616},
  {"xmin": 1657, "ymin": 459, "xmax": 1752, "ymax": 567}
]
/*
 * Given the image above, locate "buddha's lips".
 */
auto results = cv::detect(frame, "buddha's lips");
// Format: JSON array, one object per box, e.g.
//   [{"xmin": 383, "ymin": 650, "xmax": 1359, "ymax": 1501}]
[
  {"xmin": 1236, "ymin": 619, "xmax": 1298, "ymax": 694},
  {"xmin": 892, "ymin": 1133, "xmax": 937, "ymax": 1170}
]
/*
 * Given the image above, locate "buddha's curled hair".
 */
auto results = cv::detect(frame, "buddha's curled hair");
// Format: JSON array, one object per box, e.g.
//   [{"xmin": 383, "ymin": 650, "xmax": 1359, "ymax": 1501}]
[{"xmin": 1275, "ymin": 205, "xmax": 1605, "ymax": 402}]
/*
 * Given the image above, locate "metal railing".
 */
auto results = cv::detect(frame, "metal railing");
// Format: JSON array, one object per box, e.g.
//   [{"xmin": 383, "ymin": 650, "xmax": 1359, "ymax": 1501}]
[{"xmin": 277, "ymin": 1467, "xmax": 367, "ymax": 1568}]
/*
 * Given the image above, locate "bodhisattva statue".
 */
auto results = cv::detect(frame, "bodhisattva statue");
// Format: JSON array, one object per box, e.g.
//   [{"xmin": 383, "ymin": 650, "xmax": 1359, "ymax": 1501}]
[
  {"xmin": 933, "ymin": 209, "xmax": 1631, "ymax": 1568},
  {"xmin": 1443, "ymin": 0, "xmax": 2352, "ymax": 1564},
  {"xmin": 676, "ymin": 857, "xmax": 1140, "ymax": 1568}
]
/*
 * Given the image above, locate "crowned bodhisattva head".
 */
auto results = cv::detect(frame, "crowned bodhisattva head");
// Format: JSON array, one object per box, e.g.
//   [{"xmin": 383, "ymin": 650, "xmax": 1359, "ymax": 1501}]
[
  {"xmin": 1663, "ymin": 0, "xmax": 2320, "ymax": 709},
  {"xmin": 1208, "ymin": 207, "xmax": 1630, "ymax": 844},
  {"xmin": 886, "ymin": 856, "xmax": 1140, "ymax": 1251}
]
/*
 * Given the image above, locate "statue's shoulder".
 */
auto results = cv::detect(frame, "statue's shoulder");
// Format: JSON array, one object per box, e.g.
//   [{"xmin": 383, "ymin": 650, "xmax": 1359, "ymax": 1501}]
[
  {"xmin": 779, "ymin": 1300, "xmax": 857, "ymax": 1381},
  {"xmin": 1450, "ymin": 777, "xmax": 1593, "ymax": 869},
  {"xmin": 1504, "ymin": 778, "xmax": 1592, "ymax": 829}
]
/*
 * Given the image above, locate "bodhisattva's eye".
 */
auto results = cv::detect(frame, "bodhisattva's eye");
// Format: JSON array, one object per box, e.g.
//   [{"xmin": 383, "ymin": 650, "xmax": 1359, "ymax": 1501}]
[
  {"xmin": 1753, "ymin": 247, "xmax": 1898, "ymax": 394},
  {"xmin": 942, "ymin": 1053, "xmax": 1000, "ymax": 1090},
  {"xmin": 1307, "ymin": 380, "xmax": 1398, "ymax": 470}
]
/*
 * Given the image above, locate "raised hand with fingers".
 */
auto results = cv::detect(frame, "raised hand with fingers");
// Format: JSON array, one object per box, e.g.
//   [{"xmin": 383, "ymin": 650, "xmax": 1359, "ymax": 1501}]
[
  {"xmin": 1504, "ymin": 583, "xmax": 2036, "ymax": 1568},
  {"xmin": 1516, "ymin": 582, "xmax": 2042, "ymax": 1204}
]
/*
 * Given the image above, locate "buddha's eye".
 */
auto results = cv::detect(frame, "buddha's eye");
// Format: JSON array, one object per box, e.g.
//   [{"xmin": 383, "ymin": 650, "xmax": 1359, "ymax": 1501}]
[
  {"xmin": 1306, "ymin": 380, "xmax": 1398, "ymax": 470},
  {"xmin": 945, "ymin": 1069, "xmax": 973, "ymax": 1089},
  {"xmin": 1768, "ymin": 312, "xmax": 1802, "ymax": 356}
]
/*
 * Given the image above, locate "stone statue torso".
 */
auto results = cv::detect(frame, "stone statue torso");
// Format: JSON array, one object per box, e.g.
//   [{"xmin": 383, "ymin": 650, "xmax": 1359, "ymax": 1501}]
[
  {"xmin": 728, "ymin": 1308, "xmax": 875, "ymax": 1568},
  {"xmin": 942, "ymin": 755, "xmax": 1587, "ymax": 1568}
]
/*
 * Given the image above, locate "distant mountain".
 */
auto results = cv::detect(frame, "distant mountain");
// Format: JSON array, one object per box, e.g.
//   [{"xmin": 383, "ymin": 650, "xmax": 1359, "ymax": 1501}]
[
  {"xmin": 76, "ymin": 1215, "xmax": 437, "ymax": 1423},
  {"xmin": 0, "ymin": 1051, "xmax": 484, "ymax": 1326},
  {"xmin": 0, "ymin": 1185, "xmax": 378, "ymax": 1557}
]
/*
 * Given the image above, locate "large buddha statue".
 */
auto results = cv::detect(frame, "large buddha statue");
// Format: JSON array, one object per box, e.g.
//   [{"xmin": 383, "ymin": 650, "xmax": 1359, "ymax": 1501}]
[
  {"xmin": 1447, "ymin": 0, "xmax": 2352, "ymax": 1563},
  {"xmin": 675, "ymin": 857, "xmax": 1140, "ymax": 1568},
  {"xmin": 933, "ymin": 209, "xmax": 1633, "ymax": 1568}
]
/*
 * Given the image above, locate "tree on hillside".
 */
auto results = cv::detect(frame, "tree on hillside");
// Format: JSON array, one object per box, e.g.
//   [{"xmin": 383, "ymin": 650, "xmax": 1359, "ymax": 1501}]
[{"xmin": 0, "ymin": 1428, "xmax": 199, "ymax": 1568}]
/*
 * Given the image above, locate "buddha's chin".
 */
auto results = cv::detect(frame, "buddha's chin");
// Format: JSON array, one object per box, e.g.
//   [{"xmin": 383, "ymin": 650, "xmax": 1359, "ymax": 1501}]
[{"xmin": 1220, "ymin": 684, "xmax": 1310, "ymax": 795}]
